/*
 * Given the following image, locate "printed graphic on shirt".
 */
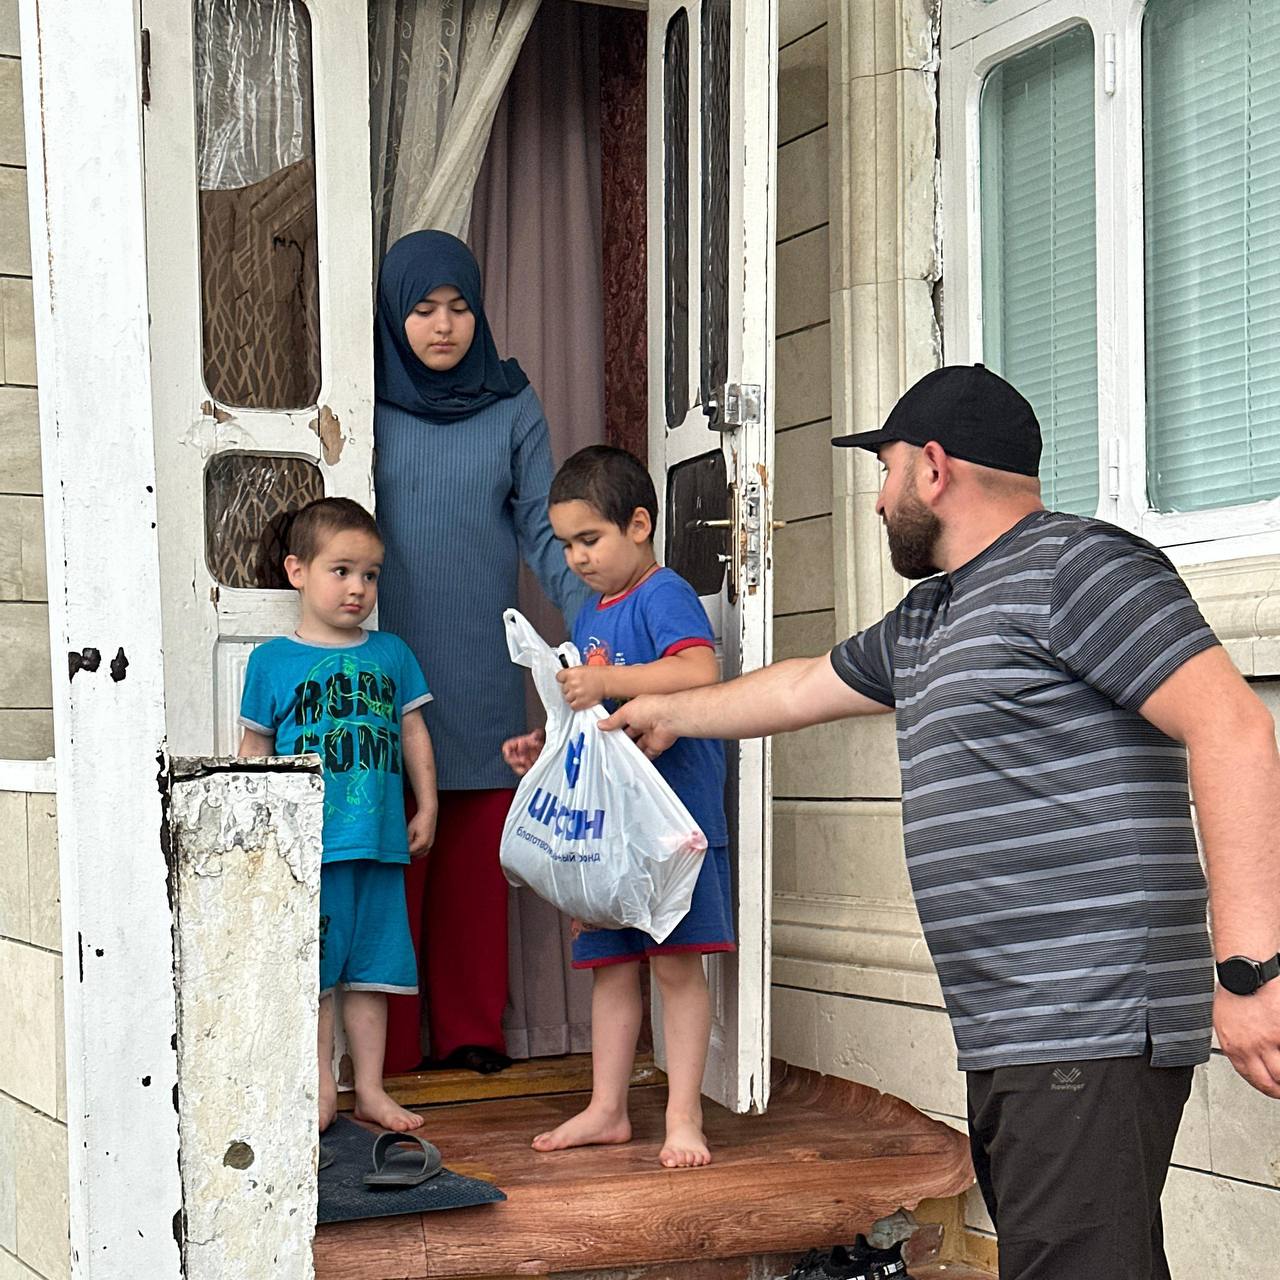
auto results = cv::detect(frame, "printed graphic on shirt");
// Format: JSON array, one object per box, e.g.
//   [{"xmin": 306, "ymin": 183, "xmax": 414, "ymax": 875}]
[
  {"xmin": 582, "ymin": 636, "xmax": 625, "ymax": 667},
  {"xmin": 239, "ymin": 631, "xmax": 428, "ymax": 863},
  {"xmin": 291, "ymin": 654, "xmax": 401, "ymax": 828}
]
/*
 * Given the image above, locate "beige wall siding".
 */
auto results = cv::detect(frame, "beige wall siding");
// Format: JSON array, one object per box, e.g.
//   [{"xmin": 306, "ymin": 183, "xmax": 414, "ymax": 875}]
[
  {"xmin": 0, "ymin": 3, "xmax": 49, "ymax": 762},
  {"xmin": 770, "ymin": 0, "xmax": 924, "ymax": 1117},
  {"xmin": 0, "ymin": 790, "xmax": 68, "ymax": 1280},
  {"xmin": 773, "ymin": 0, "xmax": 835, "ymax": 817}
]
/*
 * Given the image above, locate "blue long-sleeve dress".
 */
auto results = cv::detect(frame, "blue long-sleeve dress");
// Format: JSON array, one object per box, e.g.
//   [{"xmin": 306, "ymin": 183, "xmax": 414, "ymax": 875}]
[{"xmin": 374, "ymin": 383, "xmax": 589, "ymax": 790}]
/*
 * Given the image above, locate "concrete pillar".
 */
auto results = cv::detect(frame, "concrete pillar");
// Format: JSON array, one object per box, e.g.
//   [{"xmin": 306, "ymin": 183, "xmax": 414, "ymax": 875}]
[{"xmin": 170, "ymin": 757, "xmax": 323, "ymax": 1280}]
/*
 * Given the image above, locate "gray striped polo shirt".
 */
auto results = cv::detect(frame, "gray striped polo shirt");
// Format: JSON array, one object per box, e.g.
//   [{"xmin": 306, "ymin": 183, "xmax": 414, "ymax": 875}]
[{"xmin": 831, "ymin": 511, "xmax": 1220, "ymax": 1071}]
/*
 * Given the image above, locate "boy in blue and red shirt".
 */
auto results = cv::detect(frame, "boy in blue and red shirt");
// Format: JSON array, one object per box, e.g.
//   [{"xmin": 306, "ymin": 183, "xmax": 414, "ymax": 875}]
[{"xmin": 502, "ymin": 445, "xmax": 733, "ymax": 1169}]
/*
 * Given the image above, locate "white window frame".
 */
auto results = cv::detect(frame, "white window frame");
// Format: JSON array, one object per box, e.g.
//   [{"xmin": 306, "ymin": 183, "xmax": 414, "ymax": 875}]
[{"xmin": 942, "ymin": 0, "xmax": 1280, "ymax": 570}]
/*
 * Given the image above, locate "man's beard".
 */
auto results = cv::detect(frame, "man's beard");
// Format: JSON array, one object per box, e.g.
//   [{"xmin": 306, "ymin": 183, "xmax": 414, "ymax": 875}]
[{"xmin": 885, "ymin": 488, "xmax": 942, "ymax": 578}]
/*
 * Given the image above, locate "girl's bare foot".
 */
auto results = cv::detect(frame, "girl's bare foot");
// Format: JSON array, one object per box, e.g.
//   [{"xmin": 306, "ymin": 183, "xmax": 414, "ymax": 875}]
[
  {"xmin": 319, "ymin": 1072, "xmax": 338, "ymax": 1132},
  {"xmin": 532, "ymin": 1103, "xmax": 631, "ymax": 1152},
  {"xmin": 353, "ymin": 1084, "xmax": 424, "ymax": 1132},
  {"xmin": 660, "ymin": 1116, "xmax": 710, "ymax": 1168}
]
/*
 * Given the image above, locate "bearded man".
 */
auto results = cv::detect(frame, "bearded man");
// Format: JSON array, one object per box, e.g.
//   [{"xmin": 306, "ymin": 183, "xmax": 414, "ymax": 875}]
[{"xmin": 601, "ymin": 364, "xmax": 1280, "ymax": 1280}]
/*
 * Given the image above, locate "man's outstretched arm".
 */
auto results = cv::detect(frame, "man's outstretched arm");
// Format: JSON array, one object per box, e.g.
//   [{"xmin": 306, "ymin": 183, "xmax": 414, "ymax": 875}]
[{"xmin": 599, "ymin": 652, "xmax": 892, "ymax": 756}]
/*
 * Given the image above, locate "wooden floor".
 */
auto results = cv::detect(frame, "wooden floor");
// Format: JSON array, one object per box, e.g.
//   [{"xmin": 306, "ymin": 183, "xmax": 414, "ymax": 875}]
[{"xmin": 315, "ymin": 1064, "xmax": 973, "ymax": 1279}]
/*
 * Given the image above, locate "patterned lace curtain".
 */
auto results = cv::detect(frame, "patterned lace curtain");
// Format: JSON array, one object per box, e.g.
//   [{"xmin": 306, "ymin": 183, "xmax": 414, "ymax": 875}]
[{"xmin": 369, "ymin": 0, "xmax": 542, "ymax": 259}]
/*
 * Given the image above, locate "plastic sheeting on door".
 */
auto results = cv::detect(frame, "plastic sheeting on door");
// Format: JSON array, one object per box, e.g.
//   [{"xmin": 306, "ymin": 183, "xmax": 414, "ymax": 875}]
[
  {"xmin": 195, "ymin": 0, "xmax": 314, "ymax": 191},
  {"xmin": 204, "ymin": 453, "xmax": 324, "ymax": 589}
]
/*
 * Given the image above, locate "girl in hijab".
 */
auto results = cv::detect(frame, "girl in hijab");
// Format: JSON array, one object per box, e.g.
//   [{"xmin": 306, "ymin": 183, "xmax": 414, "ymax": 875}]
[{"xmin": 374, "ymin": 230, "xmax": 587, "ymax": 1075}]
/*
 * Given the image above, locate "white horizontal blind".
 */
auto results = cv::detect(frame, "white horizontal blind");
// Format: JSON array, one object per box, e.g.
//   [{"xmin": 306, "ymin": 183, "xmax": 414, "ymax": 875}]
[
  {"xmin": 1144, "ymin": 0, "xmax": 1280, "ymax": 514},
  {"xmin": 980, "ymin": 26, "xmax": 1099, "ymax": 515}
]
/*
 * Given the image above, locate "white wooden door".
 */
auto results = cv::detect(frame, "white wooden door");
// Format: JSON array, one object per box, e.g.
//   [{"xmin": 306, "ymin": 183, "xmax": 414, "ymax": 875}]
[
  {"xmin": 143, "ymin": 0, "xmax": 375, "ymax": 757},
  {"xmin": 646, "ymin": 0, "xmax": 777, "ymax": 1114}
]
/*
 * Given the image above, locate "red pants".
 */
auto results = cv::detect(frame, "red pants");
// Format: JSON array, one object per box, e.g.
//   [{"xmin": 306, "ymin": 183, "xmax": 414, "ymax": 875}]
[{"xmin": 385, "ymin": 789, "xmax": 514, "ymax": 1073}]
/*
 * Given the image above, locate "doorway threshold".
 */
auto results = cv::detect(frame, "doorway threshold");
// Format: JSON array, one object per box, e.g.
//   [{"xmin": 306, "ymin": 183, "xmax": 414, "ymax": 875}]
[
  {"xmin": 338, "ymin": 1053, "xmax": 661, "ymax": 1111},
  {"xmin": 314, "ymin": 1063, "xmax": 973, "ymax": 1279}
]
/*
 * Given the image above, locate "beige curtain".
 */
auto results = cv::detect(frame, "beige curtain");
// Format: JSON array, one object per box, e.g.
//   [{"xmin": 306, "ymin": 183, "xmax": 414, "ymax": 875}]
[
  {"xmin": 369, "ymin": 0, "xmax": 542, "ymax": 259},
  {"xmin": 470, "ymin": 0, "xmax": 605, "ymax": 1058},
  {"xmin": 369, "ymin": 0, "xmax": 604, "ymax": 1058}
]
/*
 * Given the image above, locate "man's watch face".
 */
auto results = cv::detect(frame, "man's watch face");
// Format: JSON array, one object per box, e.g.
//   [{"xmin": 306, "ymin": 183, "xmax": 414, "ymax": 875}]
[{"xmin": 1217, "ymin": 956, "xmax": 1262, "ymax": 996}]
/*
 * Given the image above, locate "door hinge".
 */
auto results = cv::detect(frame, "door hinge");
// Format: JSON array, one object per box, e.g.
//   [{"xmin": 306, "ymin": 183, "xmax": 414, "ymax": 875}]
[
  {"xmin": 1103, "ymin": 33, "xmax": 1116, "ymax": 96},
  {"xmin": 1107, "ymin": 437, "xmax": 1121, "ymax": 500},
  {"xmin": 706, "ymin": 383, "xmax": 762, "ymax": 432},
  {"xmin": 141, "ymin": 29, "xmax": 151, "ymax": 107}
]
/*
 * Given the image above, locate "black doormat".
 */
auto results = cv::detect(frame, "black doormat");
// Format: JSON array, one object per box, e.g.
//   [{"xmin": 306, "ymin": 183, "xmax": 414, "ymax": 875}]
[{"xmin": 317, "ymin": 1115, "xmax": 507, "ymax": 1224}]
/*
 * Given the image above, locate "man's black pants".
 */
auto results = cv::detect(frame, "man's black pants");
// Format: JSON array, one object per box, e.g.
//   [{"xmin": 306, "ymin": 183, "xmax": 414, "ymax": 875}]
[{"xmin": 967, "ymin": 1049, "xmax": 1193, "ymax": 1279}]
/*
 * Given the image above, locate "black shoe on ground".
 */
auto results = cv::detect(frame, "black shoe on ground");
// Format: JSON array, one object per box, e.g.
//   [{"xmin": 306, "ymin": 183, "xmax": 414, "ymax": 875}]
[{"xmin": 786, "ymin": 1237, "xmax": 911, "ymax": 1280}]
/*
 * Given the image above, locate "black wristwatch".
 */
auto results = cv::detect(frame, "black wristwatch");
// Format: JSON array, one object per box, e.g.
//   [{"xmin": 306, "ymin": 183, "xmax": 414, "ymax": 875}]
[{"xmin": 1216, "ymin": 953, "xmax": 1280, "ymax": 996}]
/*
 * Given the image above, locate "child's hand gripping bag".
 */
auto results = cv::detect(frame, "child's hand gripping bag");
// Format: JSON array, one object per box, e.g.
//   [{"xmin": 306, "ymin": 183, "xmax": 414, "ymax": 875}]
[{"xmin": 498, "ymin": 609, "xmax": 707, "ymax": 942}]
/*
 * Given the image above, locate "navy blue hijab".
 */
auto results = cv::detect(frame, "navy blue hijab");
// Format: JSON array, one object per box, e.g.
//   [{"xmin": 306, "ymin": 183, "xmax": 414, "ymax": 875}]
[{"xmin": 374, "ymin": 230, "xmax": 529, "ymax": 422}]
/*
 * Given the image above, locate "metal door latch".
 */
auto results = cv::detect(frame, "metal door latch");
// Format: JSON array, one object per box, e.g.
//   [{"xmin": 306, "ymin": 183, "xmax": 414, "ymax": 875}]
[
  {"xmin": 687, "ymin": 487, "xmax": 784, "ymax": 593},
  {"xmin": 704, "ymin": 383, "xmax": 762, "ymax": 432},
  {"xmin": 741, "ymin": 480, "xmax": 763, "ymax": 590}
]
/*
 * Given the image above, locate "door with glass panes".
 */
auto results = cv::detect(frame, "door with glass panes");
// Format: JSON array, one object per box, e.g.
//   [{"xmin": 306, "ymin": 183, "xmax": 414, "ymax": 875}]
[
  {"xmin": 143, "ymin": 0, "xmax": 375, "ymax": 757},
  {"xmin": 646, "ymin": 0, "xmax": 777, "ymax": 1115}
]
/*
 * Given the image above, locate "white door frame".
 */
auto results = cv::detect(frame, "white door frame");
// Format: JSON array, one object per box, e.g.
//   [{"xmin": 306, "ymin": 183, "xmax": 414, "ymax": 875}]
[
  {"xmin": 731, "ymin": 0, "xmax": 778, "ymax": 1117},
  {"xmin": 645, "ymin": 0, "xmax": 777, "ymax": 1114},
  {"xmin": 19, "ymin": 2, "xmax": 183, "ymax": 1276}
]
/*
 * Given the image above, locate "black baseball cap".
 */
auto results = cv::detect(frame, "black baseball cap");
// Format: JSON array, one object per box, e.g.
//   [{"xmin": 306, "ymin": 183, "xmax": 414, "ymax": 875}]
[{"xmin": 831, "ymin": 364, "xmax": 1042, "ymax": 477}]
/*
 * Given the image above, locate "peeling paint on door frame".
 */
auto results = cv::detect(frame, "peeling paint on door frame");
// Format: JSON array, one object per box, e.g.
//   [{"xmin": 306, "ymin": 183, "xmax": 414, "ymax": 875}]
[
  {"xmin": 19, "ymin": 2, "xmax": 185, "ymax": 1274},
  {"xmin": 309, "ymin": 404, "xmax": 345, "ymax": 464}
]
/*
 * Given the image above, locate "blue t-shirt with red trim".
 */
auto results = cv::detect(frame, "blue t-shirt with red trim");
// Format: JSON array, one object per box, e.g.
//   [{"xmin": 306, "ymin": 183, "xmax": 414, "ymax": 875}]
[{"xmin": 571, "ymin": 566, "xmax": 728, "ymax": 846}]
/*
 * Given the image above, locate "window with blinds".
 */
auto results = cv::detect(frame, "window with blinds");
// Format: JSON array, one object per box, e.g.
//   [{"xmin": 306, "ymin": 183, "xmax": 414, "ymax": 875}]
[
  {"xmin": 1144, "ymin": 0, "xmax": 1280, "ymax": 514},
  {"xmin": 980, "ymin": 25, "xmax": 1098, "ymax": 516}
]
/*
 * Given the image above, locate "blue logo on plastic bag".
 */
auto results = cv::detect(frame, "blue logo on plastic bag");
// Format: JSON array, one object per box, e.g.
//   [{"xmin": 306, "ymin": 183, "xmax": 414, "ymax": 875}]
[{"xmin": 564, "ymin": 731, "xmax": 585, "ymax": 790}]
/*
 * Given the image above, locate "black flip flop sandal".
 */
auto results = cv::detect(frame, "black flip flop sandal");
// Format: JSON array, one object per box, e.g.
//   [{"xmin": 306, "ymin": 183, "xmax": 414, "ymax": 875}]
[{"xmin": 363, "ymin": 1131, "xmax": 443, "ymax": 1188}]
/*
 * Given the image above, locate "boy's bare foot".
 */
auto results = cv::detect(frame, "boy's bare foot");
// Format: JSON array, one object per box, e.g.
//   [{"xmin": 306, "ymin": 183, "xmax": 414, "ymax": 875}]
[
  {"xmin": 319, "ymin": 1073, "xmax": 338, "ymax": 1132},
  {"xmin": 353, "ymin": 1084, "xmax": 424, "ymax": 1133},
  {"xmin": 659, "ymin": 1116, "xmax": 710, "ymax": 1168},
  {"xmin": 532, "ymin": 1104, "xmax": 631, "ymax": 1152}
]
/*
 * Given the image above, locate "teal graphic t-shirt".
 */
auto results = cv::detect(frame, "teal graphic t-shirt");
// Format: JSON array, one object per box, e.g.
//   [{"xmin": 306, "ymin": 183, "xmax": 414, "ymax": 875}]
[{"xmin": 239, "ymin": 631, "xmax": 431, "ymax": 864}]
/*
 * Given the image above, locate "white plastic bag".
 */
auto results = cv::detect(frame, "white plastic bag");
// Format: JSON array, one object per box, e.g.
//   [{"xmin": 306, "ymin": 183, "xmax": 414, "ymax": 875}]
[{"xmin": 498, "ymin": 609, "xmax": 707, "ymax": 942}]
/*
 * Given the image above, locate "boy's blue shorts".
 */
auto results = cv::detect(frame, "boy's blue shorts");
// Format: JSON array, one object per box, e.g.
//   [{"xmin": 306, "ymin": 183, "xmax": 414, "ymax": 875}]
[
  {"xmin": 318, "ymin": 859, "xmax": 417, "ymax": 996},
  {"xmin": 570, "ymin": 844, "xmax": 736, "ymax": 968}
]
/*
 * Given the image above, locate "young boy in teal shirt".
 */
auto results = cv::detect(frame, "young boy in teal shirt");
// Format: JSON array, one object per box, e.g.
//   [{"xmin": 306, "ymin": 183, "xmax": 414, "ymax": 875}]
[{"xmin": 238, "ymin": 497, "xmax": 437, "ymax": 1134}]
